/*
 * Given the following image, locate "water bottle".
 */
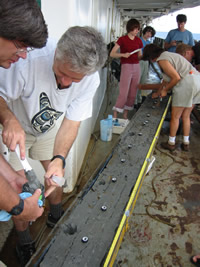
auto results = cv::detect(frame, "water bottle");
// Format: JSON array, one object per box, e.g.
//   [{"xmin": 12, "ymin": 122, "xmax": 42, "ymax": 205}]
[{"xmin": 100, "ymin": 115, "xmax": 113, "ymax": 141}]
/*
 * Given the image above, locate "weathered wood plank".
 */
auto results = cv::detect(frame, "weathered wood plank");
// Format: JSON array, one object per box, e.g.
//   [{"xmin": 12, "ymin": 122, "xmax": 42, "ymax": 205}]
[{"xmin": 38, "ymin": 95, "xmax": 170, "ymax": 267}]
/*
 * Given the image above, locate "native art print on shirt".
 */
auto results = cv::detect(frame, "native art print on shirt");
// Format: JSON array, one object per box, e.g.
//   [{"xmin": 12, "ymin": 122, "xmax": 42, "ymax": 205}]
[{"xmin": 31, "ymin": 92, "xmax": 63, "ymax": 133}]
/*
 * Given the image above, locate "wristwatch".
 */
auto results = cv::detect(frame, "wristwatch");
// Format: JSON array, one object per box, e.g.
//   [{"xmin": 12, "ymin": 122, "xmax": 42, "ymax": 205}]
[
  {"xmin": 8, "ymin": 198, "xmax": 24, "ymax": 216},
  {"xmin": 51, "ymin": 155, "xmax": 66, "ymax": 169}
]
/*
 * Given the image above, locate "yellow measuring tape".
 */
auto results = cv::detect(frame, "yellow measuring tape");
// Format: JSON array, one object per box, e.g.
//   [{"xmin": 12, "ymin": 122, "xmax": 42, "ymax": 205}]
[{"xmin": 104, "ymin": 96, "xmax": 171, "ymax": 267}]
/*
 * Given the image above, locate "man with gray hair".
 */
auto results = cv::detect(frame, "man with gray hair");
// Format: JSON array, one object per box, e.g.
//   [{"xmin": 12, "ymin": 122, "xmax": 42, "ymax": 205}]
[
  {"xmin": 0, "ymin": 0, "xmax": 48, "ymax": 221},
  {"xmin": 0, "ymin": 25, "xmax": 107, "ymax": 265}
]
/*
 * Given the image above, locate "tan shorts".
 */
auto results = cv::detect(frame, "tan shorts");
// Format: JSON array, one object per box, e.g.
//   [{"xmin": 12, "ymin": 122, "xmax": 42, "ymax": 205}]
[
  {"xmin": 9, "ymin": 118, "xmax": 63, "ymax": 171},
  {"xmin": 172, "ymin": 74, "xmax": 200, "ymax": 107}
]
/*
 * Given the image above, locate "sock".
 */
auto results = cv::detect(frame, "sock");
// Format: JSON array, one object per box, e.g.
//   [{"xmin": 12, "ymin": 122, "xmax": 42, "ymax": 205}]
[
  {"xmin": 183, "ymin": 136, "xmax": 190, "ymax": 144},
  {"xmin": 49, "ymin": 203, "xmax": 63, "ymax": 219},
  {"xmin": 16, "ymin": 228, "xmax": 33, "ymax": 245},
  {"xmin": 168, "ymin": 136, "xmax": 176, "ymax": 145}
]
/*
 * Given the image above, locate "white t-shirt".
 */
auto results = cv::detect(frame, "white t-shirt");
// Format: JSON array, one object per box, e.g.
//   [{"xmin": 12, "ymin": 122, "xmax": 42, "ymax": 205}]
[{"xmin": 0, "ymin": 39, "xmax": 100, "ymax": 136}]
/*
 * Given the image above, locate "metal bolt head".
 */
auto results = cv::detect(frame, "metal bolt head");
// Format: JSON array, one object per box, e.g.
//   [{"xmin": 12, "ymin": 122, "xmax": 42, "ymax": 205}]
[
  {"xmin": 121, "ymin": 158, "xmax": 125, "ymax": 163},
  {"xmin": 128, "ymin": 144, "xmax": 132, "ymax": 149},
  {"xmin": 138, "ymin": 132, "xmax": 142, "ymax": 136},
  {"xmin": 143, "ymin": 122, "xmax": 146, "ymax": 125},
  {"xmin": 101, "ymin": 205, "xmax": 107, "ymax": 211},
  {"xmin": 147, "ymin": 113, "xmax": 150, "ymax": 117},
  {"xmin": 82, "ymin": 236, "xmax": 89, "ymax": 243},
  {"xmin": 152, "ymin": 106, "xmax": 155, "ymax": 109},
  {"xmin": 112, "ymin": 177, "xmax": 117, "ymax": 182}
]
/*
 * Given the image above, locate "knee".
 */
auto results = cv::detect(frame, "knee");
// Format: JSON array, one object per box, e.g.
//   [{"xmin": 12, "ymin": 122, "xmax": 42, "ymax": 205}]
[
  {"xmin": 171, "ymin": 114, "xmax": 180, "ymax": 122},
  {"xmin": 181, "ymin": 113, "xmax": 191, "ymax": 121}
]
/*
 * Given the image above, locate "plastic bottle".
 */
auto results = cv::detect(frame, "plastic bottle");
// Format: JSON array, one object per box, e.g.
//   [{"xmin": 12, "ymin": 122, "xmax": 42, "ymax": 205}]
[{"xmin": 100, "ymin": 114, "xmax": 113, "ymax": 141}]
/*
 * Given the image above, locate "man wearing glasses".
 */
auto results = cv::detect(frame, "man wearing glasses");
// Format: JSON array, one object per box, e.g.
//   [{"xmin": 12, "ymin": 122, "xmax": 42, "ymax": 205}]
[
  {"xmin": 1, "ymin": 40, "xmax": 34, "ymax": 68},
  {"xmin": 0, "ymin": 0, "xmax": 47, "ymax": 229}
]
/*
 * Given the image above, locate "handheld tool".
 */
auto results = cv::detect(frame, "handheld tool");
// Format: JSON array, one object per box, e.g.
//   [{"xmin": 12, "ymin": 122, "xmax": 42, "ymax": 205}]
[{"xmin": 15, "ymin": 145, "xmax": 45, "ymax": 203}]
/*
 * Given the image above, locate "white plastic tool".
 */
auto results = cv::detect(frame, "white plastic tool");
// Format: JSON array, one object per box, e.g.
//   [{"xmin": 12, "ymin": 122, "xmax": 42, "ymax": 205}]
[
  {"xmin": 0, "ymin": 129, "xmax": 10, "ymax": 162},
  {"xmin": 15, "ymin": 144, "xmax": 32, "ymax": 171},
  {"xmin": 52, "ymin": 176, "xmax": 66, "ymax": 187},
  {"xmin": 130, "ymin": 48, "xmax": 141, "ymax": 55}
]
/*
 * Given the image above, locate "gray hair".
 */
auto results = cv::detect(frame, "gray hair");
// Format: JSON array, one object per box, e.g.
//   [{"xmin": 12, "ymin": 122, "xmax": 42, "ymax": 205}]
[
  {"xmin": 55, "ymin": 26, "xmax": 107, "ymax": 74},
  {"xmin": 0, "ymin": 0, "xmax": 48, "ymax": 48}
]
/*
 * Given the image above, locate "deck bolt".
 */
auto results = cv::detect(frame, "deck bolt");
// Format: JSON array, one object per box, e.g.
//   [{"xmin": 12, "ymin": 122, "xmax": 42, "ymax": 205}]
[
  {"xmin": 112, "ymin": 177, "xmax": 117, "ymax": 182},
  {"xmin": 82, "ymin": 236, "xmax": 89, "ymax": 243},
  {"xmin": 138, "ymin": 133, "xmax": 142, "ymax": 136},
  {"xmin": 121, "ymin": 158, "xmax": 125, "ymax": 163},
  {"xmin": 128, "ymin": 144, "xmax": 132, "ymax": 149},
  {"xmin": 101, "ymin": 205, "xmax": 107, "ymax": 211},
  {"xmin": 147, "ymin": 113, "xmax": 150, "ymax": 117}
]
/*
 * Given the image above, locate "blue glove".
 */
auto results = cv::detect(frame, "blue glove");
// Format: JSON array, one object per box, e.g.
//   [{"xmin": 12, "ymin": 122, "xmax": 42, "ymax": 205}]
[{"xmin": 0, "ymin": 192, "xmax": 43, "ymax": 221}]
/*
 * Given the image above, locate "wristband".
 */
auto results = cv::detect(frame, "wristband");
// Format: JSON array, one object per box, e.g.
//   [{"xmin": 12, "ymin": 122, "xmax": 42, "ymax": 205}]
[
  {"xmin": 51, "ymin": 155, "xmax": 66, "ymax": 169},
  {"xmin": 8, "ymin": 198, "xmax": 24, "ymax": 216}
]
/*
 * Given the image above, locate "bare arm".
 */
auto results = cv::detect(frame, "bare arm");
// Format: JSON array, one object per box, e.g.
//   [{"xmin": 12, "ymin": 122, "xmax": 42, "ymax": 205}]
[
  {"xmin": 138, "ymin": 49, "xmax": 142, "ymax": 60},
  {"xmin": 138, "ymin": 83, "xmax": 161, "ymax": 90},
  {"xmin": 157, "ymin": 60, "xmax": 181, "ymax": 97},
  {"xmin": 0, "ymin": 172, "xmax": 44, "ymax": 221},
  {"xmin": 45, "ymin": 118, "xmax": 81, "ymax": 179},
  {"xmin": 0, "ymin": 97, "xmax": 25, "ymax": 159},
  {"xmin": 0, "ymin": 155, "xmax": 26, "ymax": 192},
  {"xmin": 0, "ymin": 174, "xmax": 21, "ymax": 211},
  {"xmin": 110, "ymin": 43, "xmax": 130, "ymax": 59},
  {"xmin": 164, "ymin": 40, "xmax": 177, "ymax": 50}
]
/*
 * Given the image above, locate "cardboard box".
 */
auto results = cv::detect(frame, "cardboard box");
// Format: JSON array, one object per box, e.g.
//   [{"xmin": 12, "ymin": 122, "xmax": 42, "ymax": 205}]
[{"xmin": 112, "ymin": 118, "xmax": 129, "ymax": 134}]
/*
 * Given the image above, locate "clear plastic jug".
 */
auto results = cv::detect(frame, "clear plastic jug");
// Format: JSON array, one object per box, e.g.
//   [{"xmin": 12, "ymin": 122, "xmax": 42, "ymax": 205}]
[{"xmin": 100, "ymin": 115, "xmax": 113, "ymax": 142}]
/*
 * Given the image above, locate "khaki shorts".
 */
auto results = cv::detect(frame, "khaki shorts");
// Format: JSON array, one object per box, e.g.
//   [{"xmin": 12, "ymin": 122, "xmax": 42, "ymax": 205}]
[
  {"xmin": 172, "ymin": 74, "xmax": 200, "ymax": 107},
  {"xmin": 9, "ymin": 118, "xmax": 63, "ymax": 171}
]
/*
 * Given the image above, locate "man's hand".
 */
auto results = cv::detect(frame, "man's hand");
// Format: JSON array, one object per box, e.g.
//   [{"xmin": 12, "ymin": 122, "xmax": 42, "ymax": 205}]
[
  {"xmin": 0, "ymin": 96, "xmax": 26, "ymax": 159},
  {"xmin": 44, "ymin": 159, "xmax": 65, "ymax": 197},
  {"xmin": 2, "ymin": 118, "xmax": 26, "ymax": 159},
  {"xmin": 45, "ymin": 158, "xmax": 65, "ymax": 180},
  {"xmin": 171, "ymin": 40, "xmax": 177, "ymax": 47},
  {"xmin": 14, "ymin": 189, "xmax": 44, "ymax": 222},
  {"xmin": 9, "ymin": 173, "xmax": 27, "ymax": 194}
]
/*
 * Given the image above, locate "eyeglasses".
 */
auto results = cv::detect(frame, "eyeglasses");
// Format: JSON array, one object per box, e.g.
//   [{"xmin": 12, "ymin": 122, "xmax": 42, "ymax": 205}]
[{"xmin": 13, "ymin": 41, "xmax": 34, "ymax": 55}]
